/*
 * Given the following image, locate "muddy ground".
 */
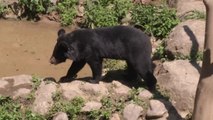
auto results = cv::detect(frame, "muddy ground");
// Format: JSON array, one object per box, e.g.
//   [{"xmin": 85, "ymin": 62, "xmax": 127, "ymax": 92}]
[{"xmin": 0, "ymin": 20, "xmax": 91, "ymax": 80}]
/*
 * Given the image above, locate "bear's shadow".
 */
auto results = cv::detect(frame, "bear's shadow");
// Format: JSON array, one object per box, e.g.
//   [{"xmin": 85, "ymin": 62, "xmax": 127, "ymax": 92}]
[{"xmin": 73, "ymin": 69, "xmax": 147, "ymax": 89}]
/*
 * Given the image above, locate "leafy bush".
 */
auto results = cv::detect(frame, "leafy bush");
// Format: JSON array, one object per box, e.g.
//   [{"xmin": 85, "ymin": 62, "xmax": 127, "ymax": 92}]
[
  {"xmin": 83, "ymin": 0, "xmax": 133, "ymax": 28},
  {"xmin": 132, "ymin": 5, "xmax": 180, "ymax": 39},
  {"xmin": 47, "ymin": 97, "xmax": 85, "ymax": 119},
  {"xmin": 153, "ymin": 41, "xmax": 168, "ymax": 61},
  {"xmin": 103, "ymin": 59, "xmax": 126, "ymax": 71},
  {"xmin": 19, "ymin": 0, "xmax": 51, "ymax": 19},
  {"xmin": 0, "ymin": 3, "xmax": 6, "ymax": 17},
  {"xmin": 56, "ymin": 0, "xmax": 78, "ymax": 26},
  {"xmin": 0, "ymin": 96, "xmax": 45, "ymax": 120}
]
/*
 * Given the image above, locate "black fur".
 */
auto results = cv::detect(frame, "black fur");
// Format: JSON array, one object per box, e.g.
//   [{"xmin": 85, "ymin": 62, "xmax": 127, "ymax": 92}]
[{"xmin": 50, "ymin": 26, "xmax": 157, "ymax": 90}]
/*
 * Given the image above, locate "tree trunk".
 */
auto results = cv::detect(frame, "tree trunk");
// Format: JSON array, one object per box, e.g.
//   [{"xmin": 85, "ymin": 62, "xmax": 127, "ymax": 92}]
[{"xmin": 192, "ymin": 0, "xmax": 213, "ymax": 120}]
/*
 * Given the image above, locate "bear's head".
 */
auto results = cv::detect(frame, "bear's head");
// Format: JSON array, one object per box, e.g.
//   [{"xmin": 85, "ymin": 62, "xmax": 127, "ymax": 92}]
[{"xmin": 50, "ymin": 29, "xmax": 79, "ymax": 65}]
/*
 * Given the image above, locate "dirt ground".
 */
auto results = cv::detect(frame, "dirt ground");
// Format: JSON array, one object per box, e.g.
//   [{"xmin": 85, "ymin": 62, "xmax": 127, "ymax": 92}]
[{"xmin": 0, "ymin": 20, "xmax": 91, "ymax": 80}]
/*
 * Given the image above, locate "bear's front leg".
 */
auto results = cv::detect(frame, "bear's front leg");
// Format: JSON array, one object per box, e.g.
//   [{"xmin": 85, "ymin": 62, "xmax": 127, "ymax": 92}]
[
  {"xmin": 87, "ymin": 59, "xmax": 103, "ymax": 84},
  {"xmin": 59, "ymin": 60, "xmax": 86, "ymax": 83}
]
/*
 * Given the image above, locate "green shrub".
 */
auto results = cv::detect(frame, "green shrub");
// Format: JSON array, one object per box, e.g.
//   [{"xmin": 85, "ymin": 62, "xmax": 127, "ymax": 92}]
[
  {"xmin": 103, "ymin": 59, "xmax": 126, "ymax": 71},
  {"xmin": 0, "ymin": 3, "xmax": 6, "ymax": 17},
  {"xmin": 19, "ymin": 0, "xmax": 51, "ymax": 19},
  {"xmin": 83, "ymin": 0, "xmax": 133, "ymax": 28},
  {"xmin": 47, "ymin": 97, "xmax": 85, "ymax": 119},
  {"xmin": 153, "ymin": 41, "xmax": 168, "ymax": 61},
  {"xmin": 132, "ymin": 5, "xmax": 180, "ymax": 39},
  {"xmin": 0, "ymin": 96, "xmax": 45, "ymax": 120},
  {"xmin": 56, "ymin": 0, "xmax": 78, "ymax": 26}
]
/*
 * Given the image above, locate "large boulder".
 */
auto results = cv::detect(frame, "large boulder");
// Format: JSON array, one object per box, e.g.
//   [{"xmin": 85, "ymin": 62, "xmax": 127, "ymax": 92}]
[
  {"xmin": 123, "ymin": 103, "xmax": 143, "ymax": 120},
  {"xmin": 177, "ymin": 0, "xmax": 205, "ymax": 16},
  {"xmin": 165, "ymin": 20, "xmax": 205, "ymax": 58},
  {"xmin": 0, "ymin": 74, "xmax": 32, "ymax": 99},
  {"xmin": 32, "ymin": 81, "xmax": 57, "ymax": 115},
  {"xmin": 154, "ymin": 60, "xmax": 200, "ymax": 117}
]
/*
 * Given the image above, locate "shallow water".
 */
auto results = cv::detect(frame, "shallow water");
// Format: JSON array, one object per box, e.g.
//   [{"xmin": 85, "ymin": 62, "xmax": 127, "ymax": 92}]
[{"xmin": 0, "ymin": 20, "xmax": 91, "ymax": 80}]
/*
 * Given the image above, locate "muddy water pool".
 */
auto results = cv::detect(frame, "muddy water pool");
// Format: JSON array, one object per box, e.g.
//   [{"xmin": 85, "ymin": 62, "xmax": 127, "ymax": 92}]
[{"xmin": 0, "ymin": 20, "xmax": 91, "ymax": 80}]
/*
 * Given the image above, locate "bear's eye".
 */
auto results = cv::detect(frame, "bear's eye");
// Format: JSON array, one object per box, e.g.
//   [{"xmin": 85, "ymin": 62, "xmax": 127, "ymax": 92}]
[{"xmin": 68, "ymin": 46, "xmax": 75, "ymax": 52}]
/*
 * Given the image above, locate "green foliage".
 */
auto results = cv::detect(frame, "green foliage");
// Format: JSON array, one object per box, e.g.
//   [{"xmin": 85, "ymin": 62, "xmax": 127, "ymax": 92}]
[
  {"xmin": 0, "ymin": 4, "xmax": 5, "ymax": 17},
  {"xmin": 129, "ymin": 88, "xmax": 148, "ymax": 108},
  {"xmin": 47, "ymin": 97, "xmax": 85, "ymax": 119},
  {"xmin": 88, "ymin": 96, "xmax": 124, "ymax": 120},
  {"xmin": 19, "ymin": 0, "xmax": 51, "ymax": 19},
  {"xmin": 56, "ymin": 0, "xmax": 78, "ymax": 26},
  {"xmin": 25, "ymin": 75, "xmax": 42, "ymax": 102},
  {"xmin": 153, "ymin": 85, "xmax": 170, "ymax": 100},
  {"xmin": 103, "ymin": 59, "xmax": 126, "ymax": 71},
  {"xmin": 83, "ymin": 0, "xmax": 133, "ymax": 28},
  {"xmin": 32, "ymin": 75, "xmax": 42, "ymax": 90},
  {"xmin": 153, "ymin": 41, "xmax": 168, "ymax": 61},
  {"xmin": 132, "ymin": 5, "xmax": 180, "ymax": 39},
  {"xmin": 181, "ymin": 10, "xmax": 206, "ymax": 21},
  {"xmin": 0, "ymin": 96, "xmax": 45, "ymax": 120},
  {"xmin": 175, "ymin": 51, "xmax": 203, "ymax": 62}
]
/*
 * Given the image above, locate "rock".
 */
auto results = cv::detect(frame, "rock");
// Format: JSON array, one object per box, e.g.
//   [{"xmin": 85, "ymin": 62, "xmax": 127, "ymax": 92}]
[
  {"xmin": 79, "ymin": 82, "xmax": 109, "ymax": 101},
  {"xmin": 0, "ymin": 80, "xmax": 9, "ymax": 88},
  {"xmin": 112, "ymin": 81, "xmax": 131, "ymax": 97},
  {"xmin": 138, "ymin": 89, "xmax": 153, "ymax": 100},
  {"xmin": 50, "ymin": 0, "xmax": 59, "ymax": 5},
  {"xmin": 81, "ymin": 101, "xmax": 102, "ymax": 112},
  {"xmin": 123, "ymin": 103, "xmax": 143, "ymax": 120},
  {"xmin": 154, "ymin": 60, "xmax": 200, "ymax": 116},
  {"xmin": 60, "ymin": 81, "xmax": 85, "ymax": 100},
  {"xmin": 110, "ymin": 113, "xmax": 121, "ymax": 120},
  {"xmin": 177, "ymin": 0, "xmax": 205, "ymax": 16},
  {"xmin": 32, "ymin": 81, "xmax": 57, "ymax": 115},
  {"xmin": 13, "ymin": 88, "xmax": 31, "ymax": 99},
  {"xmin": 53, "ymin": 112, "xmax": 69, "ymax": 120},
  {"xmin": 166, "ymin": 20, "xmax": 205, "ymax": 58},
  {"xmin": 146, "ymin": 100, "xmax": 168, "ymax": 119},
  {"xmin": 167, "ymin": 0, "xmax": 177, "ymax": 8},
  {"xmin": 0, "ymin": 75, "xmax": 32, "ymax": 98},
  {"xmin": 0, "ymin": 0, "xmax": 18, "ymax": 6}
]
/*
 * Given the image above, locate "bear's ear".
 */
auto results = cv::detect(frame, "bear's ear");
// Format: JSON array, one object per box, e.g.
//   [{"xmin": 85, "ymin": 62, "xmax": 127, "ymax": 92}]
[{"xmin": 58, "ymin": 29, "xmax": 66, "ymax": 37}]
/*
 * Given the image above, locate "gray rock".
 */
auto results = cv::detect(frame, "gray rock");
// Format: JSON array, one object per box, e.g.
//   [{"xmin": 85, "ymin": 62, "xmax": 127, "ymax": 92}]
[
  {"xmin": 0, "ymin": 80, "xmax": 9, "ymax": 89},
  {"xmin": 138, "ymin": 89, "xmax": 153, "ymax": 100},
  {"xmin": 166, "ymin": 20, "xmax": 205, "ymax": 57},
  {"xmin": 110, "ymin": 113, "xmax": 121, "ymax": 120},
  {"xmin": 53, "ymin": 112, "xmax": 69, "ymax": 120},
  {"xmin": 79, "ymin": 82, "xmax": 108, "ymax": 101},
  {"xmin": 32, "ymin": 81, "xmax": 57, "ymax": 115},
  {"xmin": 0, "ymin": 0, "xmax": 18, "ymax": 6},
  {"xmin": 123, "ymin": 103, "xmax": 143, "ymax": 120},
  {"xmin": 60, "ymin": 81, "xmax": 85, "ymax": 100},
  {"xmin": 177, "ymin": 0, "xmax": 205, "ymax": 16},
  {"xmin": 13, "ymin": 88, "xmax": 31, "ymax": 99},
  {"xmin": 112, "ymin": 81, "xmax": 131, "ymax": 97},
  {"xmin": 0, "ymin": 75, "xmax": 32, "ymax": 98},
  {"xmin": 154, "ymin": 60, "xmax": 200, "ymax": 117},
  {"xmin": 146, "ymin": 100, "xmax": 168, "ymax": 119},
  {"xmin": 81, "ymin": 101, "xmax": 102, "ymax": 112}
]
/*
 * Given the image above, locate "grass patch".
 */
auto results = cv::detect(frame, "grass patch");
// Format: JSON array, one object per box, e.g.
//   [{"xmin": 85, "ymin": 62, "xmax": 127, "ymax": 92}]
[{"xmin": 0, "ymin": 96, "xmax": 45, "ymax": 120}]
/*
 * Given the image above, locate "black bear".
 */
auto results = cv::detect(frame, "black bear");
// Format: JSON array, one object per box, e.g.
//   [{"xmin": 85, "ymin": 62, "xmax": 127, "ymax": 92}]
[{"xmin": 50, "ymin": 26, "xmax": 157, "ymax": 90}]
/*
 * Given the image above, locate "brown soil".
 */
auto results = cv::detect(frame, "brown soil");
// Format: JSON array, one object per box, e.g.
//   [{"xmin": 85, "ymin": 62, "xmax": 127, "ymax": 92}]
[{"xmin": 0, "ymin": 20, "xmax": 91, "ymax": 80}]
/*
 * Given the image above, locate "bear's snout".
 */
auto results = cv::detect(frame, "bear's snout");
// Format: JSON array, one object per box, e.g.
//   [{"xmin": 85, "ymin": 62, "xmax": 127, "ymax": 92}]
[{"xmin": 49, "ymin": 57, "xmax": 57, "ymax": 65}]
